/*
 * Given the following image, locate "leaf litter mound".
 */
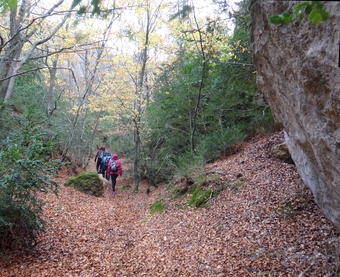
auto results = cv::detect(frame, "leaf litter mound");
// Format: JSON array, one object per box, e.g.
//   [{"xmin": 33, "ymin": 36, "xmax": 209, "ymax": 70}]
[{"xmin": 1, "ymin": 131, "xmax": 339, "ymax": 277}]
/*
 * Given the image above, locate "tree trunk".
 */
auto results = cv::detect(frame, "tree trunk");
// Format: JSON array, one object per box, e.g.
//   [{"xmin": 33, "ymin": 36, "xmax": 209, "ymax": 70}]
[
  {"xmin": 133, "ymin": 121, "xmax": 140, "ymax": 191},
  {"xmin": 189, "ymin": 8, "xmax": 207, "ymax": 154},
  {"xmin": 83, "ymin": 112, "xmax": 102, "ymax": 170},
  {"xmin": 0, "ymin": 0, "xmax": 68, "ymax": 102},
  {"xmin": 47, "ymin": 56, "xmax": 58, "ymax": 118},
  {"xmin": 0, "ymin": 2, "xmax": 26, "ymax": 98}
]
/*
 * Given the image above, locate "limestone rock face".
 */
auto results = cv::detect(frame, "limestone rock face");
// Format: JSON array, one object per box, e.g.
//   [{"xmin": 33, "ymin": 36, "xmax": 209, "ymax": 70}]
[{"xmin": 249, "ymin": 1, "xmax": 340, "ymax": 229}]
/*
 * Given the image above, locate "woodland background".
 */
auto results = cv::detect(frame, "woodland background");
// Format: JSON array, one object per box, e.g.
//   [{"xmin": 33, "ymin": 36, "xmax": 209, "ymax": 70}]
[{"xmin": 2, "ymin": 1, "xmax": 337, "ymax": 276}]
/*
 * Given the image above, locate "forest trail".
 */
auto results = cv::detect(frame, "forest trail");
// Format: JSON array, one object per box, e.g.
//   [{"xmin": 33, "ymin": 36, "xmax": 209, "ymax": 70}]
[{"xmin": 1, "ymin": 132, "xmax": 339, "ymax": 277}]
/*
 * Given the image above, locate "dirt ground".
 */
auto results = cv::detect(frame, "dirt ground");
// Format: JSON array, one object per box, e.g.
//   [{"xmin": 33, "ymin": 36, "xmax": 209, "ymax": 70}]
[{"xmin": 1, "ymin": 132, "xmax": 339, "ymax": 277}]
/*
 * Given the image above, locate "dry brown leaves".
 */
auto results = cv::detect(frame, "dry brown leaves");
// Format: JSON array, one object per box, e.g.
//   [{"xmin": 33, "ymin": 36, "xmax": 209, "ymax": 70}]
[{"xmin": 1, "ymin": 131, "xmax": 339, "ymax": 277}]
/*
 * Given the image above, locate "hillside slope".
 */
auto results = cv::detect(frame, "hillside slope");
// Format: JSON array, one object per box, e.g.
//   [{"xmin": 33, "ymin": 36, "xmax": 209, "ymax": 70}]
[{"xmin": 1, "ymin": 132, "xmax": 339, "ymax": 276}]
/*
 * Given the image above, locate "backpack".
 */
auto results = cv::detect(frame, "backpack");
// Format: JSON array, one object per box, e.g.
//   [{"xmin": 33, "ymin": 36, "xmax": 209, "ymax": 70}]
[
  {"xmin": 103, "ymin": 156, "xmax": 110, "ymax": 167},
  {"xmin": 99, "ymin": 149, "xmax": 104, "ymax": 159},
  {"xmin": 110, "ymin": 159, "xmax": 118, "ymax": 172}
]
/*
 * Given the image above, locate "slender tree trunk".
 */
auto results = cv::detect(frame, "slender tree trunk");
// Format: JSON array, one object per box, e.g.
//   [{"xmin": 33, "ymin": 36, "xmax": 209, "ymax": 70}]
[
  {"xmin": 133, "ymin": 119, "xmax": 140, "ymax": 191},
  {"xmin": 0, "ymin": 1, "xmax": 27, "ymax": 98},
  {"xmin": 133, "ymin": 5, "xmax": 152, "ymax": 191},
  {"xmin": 47, "ymin": 56, "xmax": 58, "ymax": 118},
  {"xmin": 1, "ymin": 0, "xmax": 67, "ymax": 102},
  {"xmin": 83, "ymin": 111, "xmax": 101, "ymax": 170},
  {"xmin": 189, "ymin": 8, "xmax": 207, "ymax": 154},
  {"xmin": 129, "ymin": 1, "xmax": 162, "ymax": 190}
]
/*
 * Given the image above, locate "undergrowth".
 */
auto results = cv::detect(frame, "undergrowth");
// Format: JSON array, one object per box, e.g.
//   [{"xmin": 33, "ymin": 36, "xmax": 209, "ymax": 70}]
[
  {"xmin": 150, "ymin": 201, "xmax": 165, "ymax": 214},
  {"xmin": 186, "ymin": 185, "xmax": 213, "ymax": 209}
]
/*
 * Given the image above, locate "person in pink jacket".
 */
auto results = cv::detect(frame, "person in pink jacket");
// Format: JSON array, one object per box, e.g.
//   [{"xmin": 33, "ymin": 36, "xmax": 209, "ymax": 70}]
[{"xmin": 107, "ymin": 153, "xmax": 123, "ymax": 194}]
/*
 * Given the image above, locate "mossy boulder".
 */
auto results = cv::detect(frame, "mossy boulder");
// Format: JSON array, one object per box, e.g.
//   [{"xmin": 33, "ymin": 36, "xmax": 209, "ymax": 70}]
[{"xmin": 64, "ymin": 171, "xmax": 104, "ymax": 197}]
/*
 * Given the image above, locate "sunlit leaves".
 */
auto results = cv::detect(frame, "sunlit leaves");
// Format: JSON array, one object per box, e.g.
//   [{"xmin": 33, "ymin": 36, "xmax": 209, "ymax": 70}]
[
  {"xmin": 0, "ymin": 0, "xmax": 17, "ymax": 13},
  {"xmin": 77, "ymin": 6, "xmax": 87, "ymax": 14},
  {"xmin": 169, "ymin": 4, "xmax": 193, "ymax": 21},
  {"xmin": 71, "ymin": 0, "xmax": 82, "ymax": 9},
  {"xmin": 1, "ymin": 0, "xmax": 103, "ymax": 14},
  {"xmin": 71, "ymin": 0, "xmax": 102, "ymax": 15},
  {"xmin": 269, "ymin": 12, "xmax": 293, "ymax": 25},
  {"xmin": 91, "ymin": 0, "xmax": 101, "ymax": 15},
  {"xmin": 307, "ymin": 8, "xmax": 329, "ymax": 24},
  {"xmin": 270, "ymin": 1, "xmax": 330, "ymax": 25}
]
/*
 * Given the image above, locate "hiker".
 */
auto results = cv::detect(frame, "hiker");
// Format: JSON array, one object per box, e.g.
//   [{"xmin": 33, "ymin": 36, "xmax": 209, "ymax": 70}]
[
  {"xmin": 101, "ymin": 152, "xmax": 111, "ymax": 180},
  {"xmin": 107, "ymin": 153, "xmax": 123, "ymax": 194},
  {"xmin": 94, "ymin": 147, "xmax": 105, "ymax": 173}
]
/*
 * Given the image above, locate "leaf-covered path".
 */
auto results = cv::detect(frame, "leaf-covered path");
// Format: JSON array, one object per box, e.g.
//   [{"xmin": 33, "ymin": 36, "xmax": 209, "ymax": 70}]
[{"xmin": 1, "ymin": 132, "xmax": 339, "ymax": 276}]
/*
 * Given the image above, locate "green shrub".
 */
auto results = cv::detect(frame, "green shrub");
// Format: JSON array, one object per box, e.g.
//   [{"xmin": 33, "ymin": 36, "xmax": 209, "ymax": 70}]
[
  {"xmin": 65, "ymin": 171, "xmax": 104, "ymax": 197},
  {"xmin": 175, "ymin": 154, "xmax": 206, "ymax": 183},
  {"xmin": 0, "ymin": 105, "xmax": 63, "ymax": 249},
  {"xmin": 172, "ymin": 186, "xmax": 188, "ymax": 198},
  {"xmin": 196, "ymin": 126, "xmax": 246, "ymax": 162},
  {"xmin": 150, "ymin": 200, "xmax": 165, "ymax": 214},
  {"xmin": 187, "ymin": 185, "xmax": 212, "ymax": 208}
]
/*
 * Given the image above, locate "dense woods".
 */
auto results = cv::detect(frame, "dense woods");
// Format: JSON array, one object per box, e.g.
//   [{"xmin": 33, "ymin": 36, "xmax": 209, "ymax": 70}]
[
  {"xmin": 13, "ymin": 0, "xmax": 339, "ymax": 276},
  {"xmin": 0, "ymin": 0, "xmax": 275, "ymax": 248},
  {"xmin": 1, "ymin": 1, "xmax": 340, "ymax": 276}
]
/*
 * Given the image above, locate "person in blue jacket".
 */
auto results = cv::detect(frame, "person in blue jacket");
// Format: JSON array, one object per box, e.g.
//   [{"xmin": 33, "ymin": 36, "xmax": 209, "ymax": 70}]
[{"xmin": 100, "ymin": 152, "xmax": 111, "ymax": 179}]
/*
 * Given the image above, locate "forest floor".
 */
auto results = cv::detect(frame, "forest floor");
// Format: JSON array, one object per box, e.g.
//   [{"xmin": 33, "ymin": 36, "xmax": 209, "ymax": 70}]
[{"xmin": 1, "ymin": 131, "xmax": 339, "ymax": 277}]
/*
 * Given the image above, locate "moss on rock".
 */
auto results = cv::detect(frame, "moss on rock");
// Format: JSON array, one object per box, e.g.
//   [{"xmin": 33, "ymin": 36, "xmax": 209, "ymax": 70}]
[{"xmin": 64, "ymin": 171, "xmax": 104, "ymax": 197}]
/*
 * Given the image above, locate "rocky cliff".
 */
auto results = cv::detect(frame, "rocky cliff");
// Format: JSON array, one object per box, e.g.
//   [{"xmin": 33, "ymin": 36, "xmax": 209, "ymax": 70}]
[{"xmin": 249, "ymin": 1, "xmax": 340, "ymax": 230}]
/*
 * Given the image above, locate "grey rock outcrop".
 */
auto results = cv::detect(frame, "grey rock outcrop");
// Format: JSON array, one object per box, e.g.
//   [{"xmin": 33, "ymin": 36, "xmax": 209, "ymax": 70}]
[
  {"xmin": 271, "ymin": 143, "xmax": 294, "ymax": 164},
  {"xmin": 249, "ymin": 1, "xmax": 340, "ymax": 229}
]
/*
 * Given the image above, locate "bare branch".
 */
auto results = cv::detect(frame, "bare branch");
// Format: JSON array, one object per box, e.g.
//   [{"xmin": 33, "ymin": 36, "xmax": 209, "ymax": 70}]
[
  {"xmin": 49, "ymin": 89, "xmax": 65, "ymax": 117},
  {"xmin": 0, "ymin": 66, "xmax": 74, "ymax": 82},
  {"xmin": 30, "ymin": 41, "xmax": 105, "ymax": 61}
]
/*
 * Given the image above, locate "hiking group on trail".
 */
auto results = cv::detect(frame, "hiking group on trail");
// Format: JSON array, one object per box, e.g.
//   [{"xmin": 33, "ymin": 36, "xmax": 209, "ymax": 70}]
[
  {"xmin": 95, "ymin": 147, "xmax": 123, "ymax": 194},
  {"xmin": 94, "ymin": 147, "xmax": 105, "ymax": 173}
]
